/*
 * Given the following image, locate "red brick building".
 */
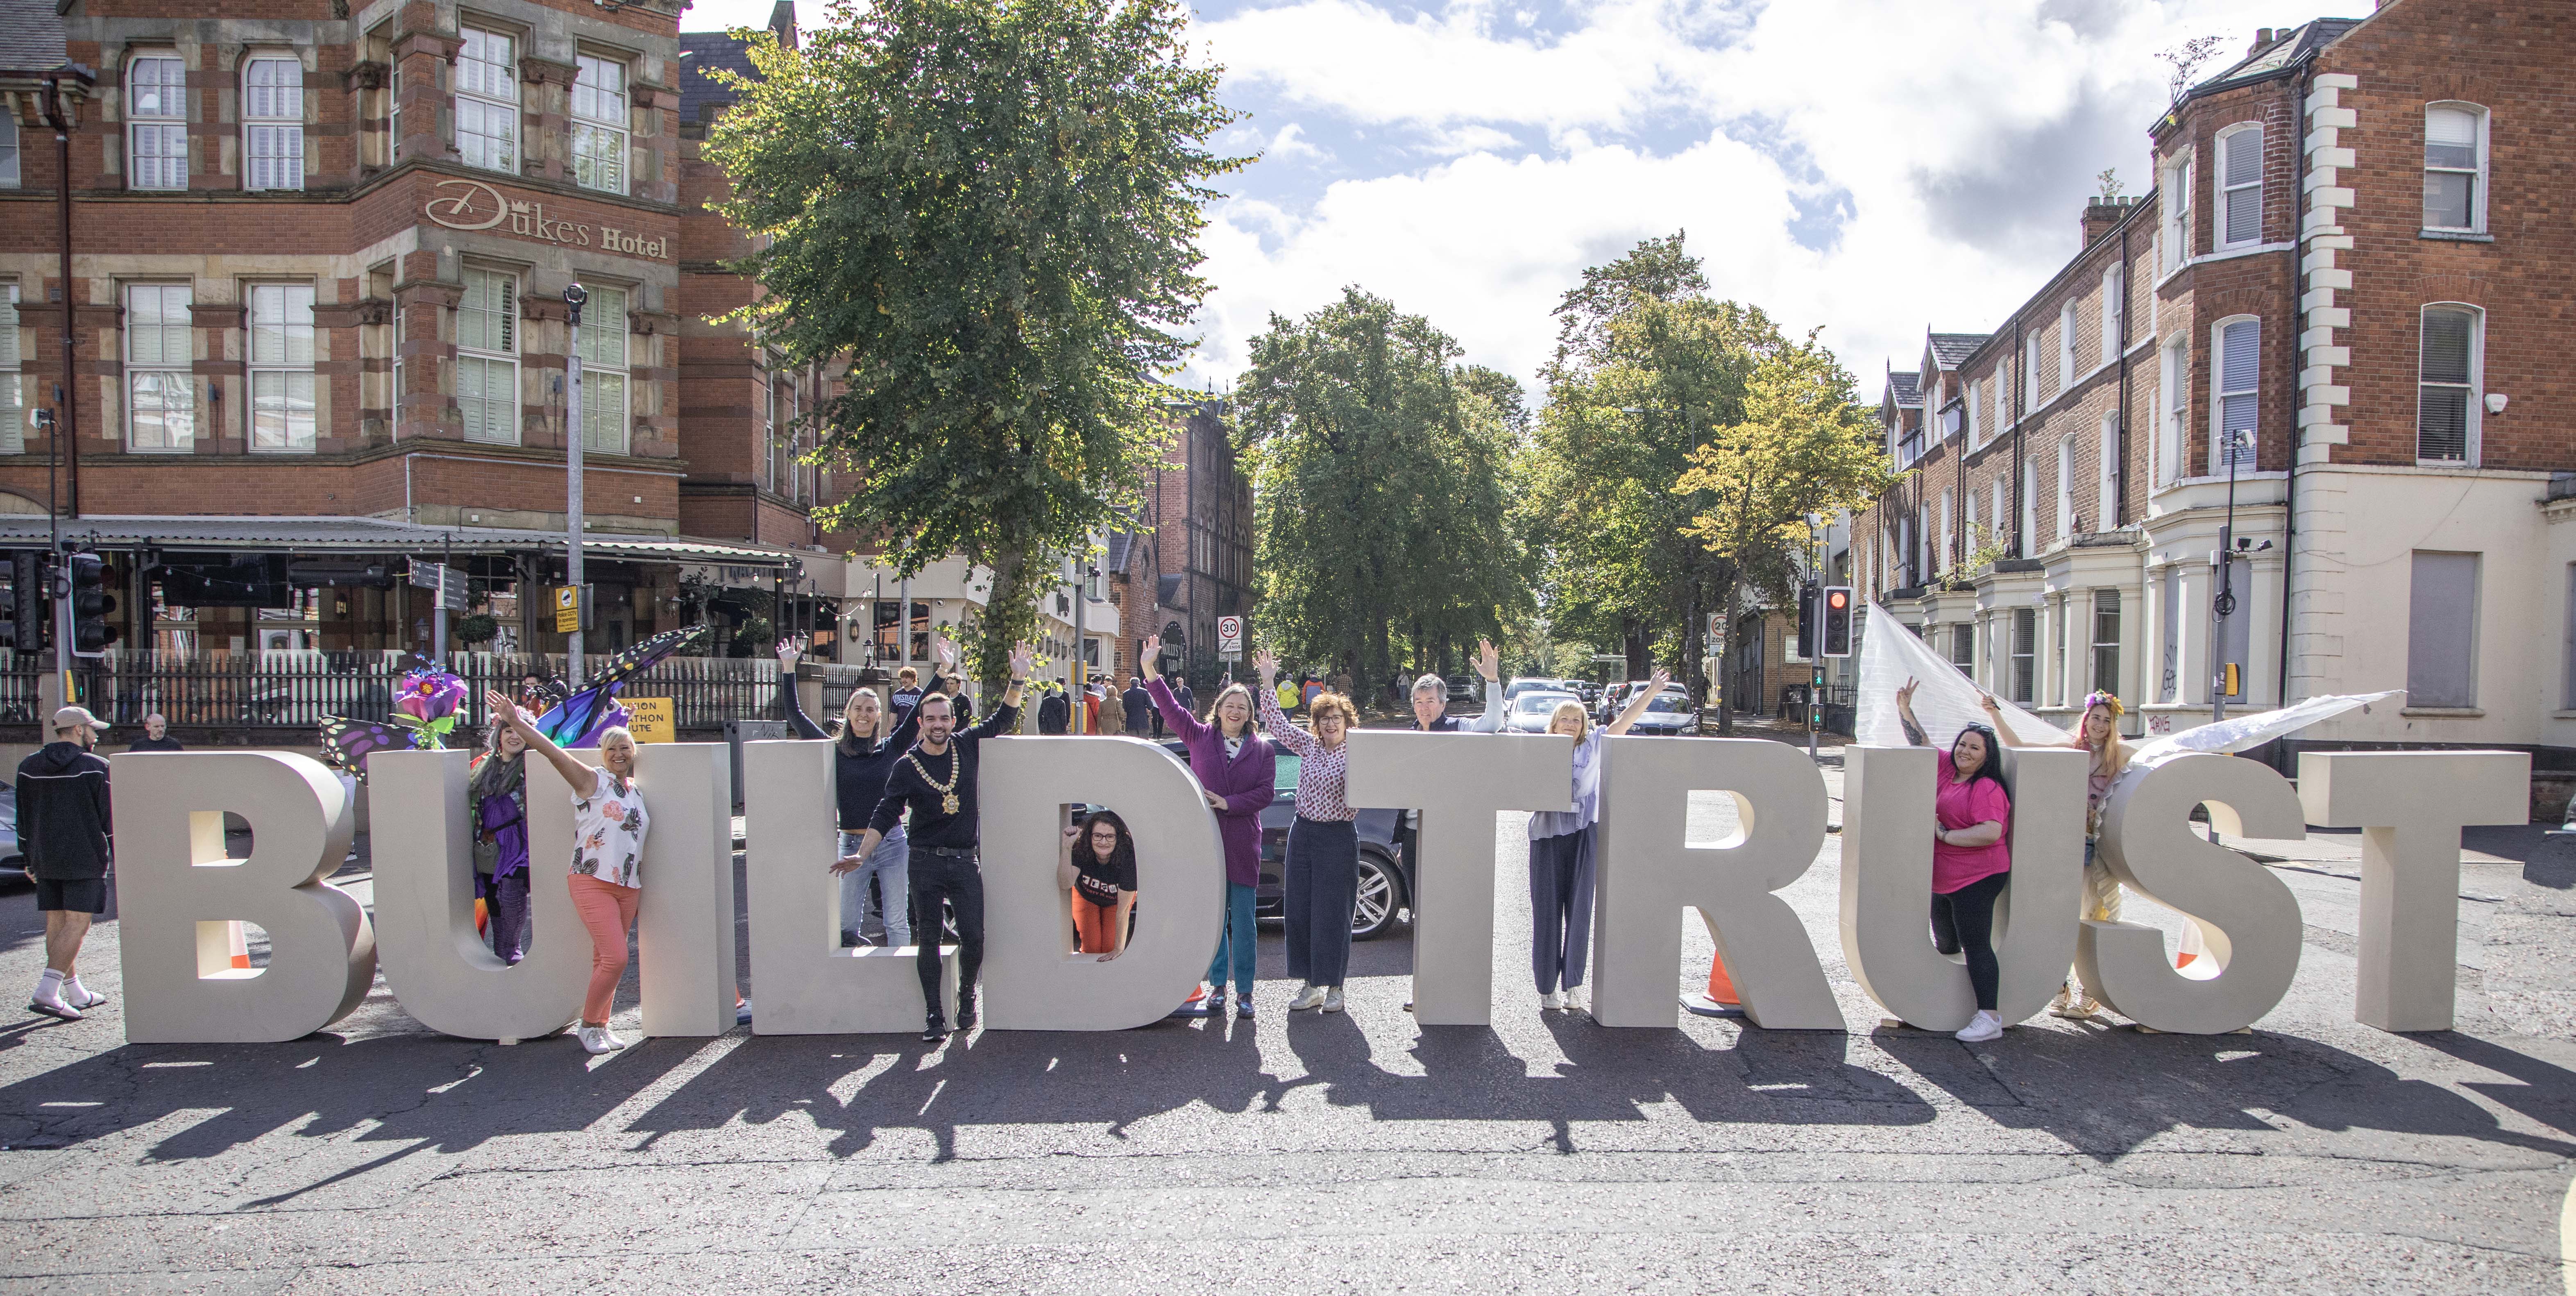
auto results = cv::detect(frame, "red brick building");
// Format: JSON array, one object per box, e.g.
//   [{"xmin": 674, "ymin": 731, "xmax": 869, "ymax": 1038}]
[
  {"xmin": 1846, "ymin": 5, "xmax": 2576, "ymax": 763},
  {"xmin": 1101, "ymin": 398, "xmax": 1254, "ymax": 695}
]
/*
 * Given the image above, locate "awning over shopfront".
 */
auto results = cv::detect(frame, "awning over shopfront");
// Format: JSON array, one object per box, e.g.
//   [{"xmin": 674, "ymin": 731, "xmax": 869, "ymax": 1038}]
[{"xmin": 0, "ymin": 515, "xmax": 805, "ymax": 567}]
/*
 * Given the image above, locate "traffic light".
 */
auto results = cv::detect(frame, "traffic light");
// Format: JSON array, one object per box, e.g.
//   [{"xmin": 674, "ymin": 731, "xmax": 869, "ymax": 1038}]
[
  {"xmin": 68, "ymin": 552, "xmax": 117, "ymax": 657},
  {"xmin": 1821, "ymin": 585, "xmax": 1855, "ymax": 658},
  {"xmin": 1796, "ymin": 581, "xmax": 1819, "ymax": 658},
  {"xmin": 2, "ymin": 553, "xmax": 41, "ymax": 655}
]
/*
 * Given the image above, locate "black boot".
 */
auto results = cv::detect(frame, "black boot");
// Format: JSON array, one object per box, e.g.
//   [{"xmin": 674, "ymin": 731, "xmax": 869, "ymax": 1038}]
[
  {"xmin": 921, "ymin": 1012, "xmax": 948, "ymax": 1043},
  {"xmin": 955, "ymin": 989, "xmax": 979, "ymax": 1032}
]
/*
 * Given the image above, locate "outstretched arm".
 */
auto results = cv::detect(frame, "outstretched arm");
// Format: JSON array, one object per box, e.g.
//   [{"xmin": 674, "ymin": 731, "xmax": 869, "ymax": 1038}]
[
  {"xmin": 1142, "ymin": 636, "xmax": 1208, "ymax": 741},
  {"xmin": 1463, "ymin": 638, "xmax": 1506, "ymax": 733},
  {"xmin": 1252, "ymin": 649, "xmax": 1317, "ymax": 756},
  {"xmin": 1896, "ymin": 677, "xmax": 1929, "ymax": 748},
  {"xmin": 775, "ymin": 638, "xmax": 828, "ymax": 740},
  {"xmin": 1605, "ymin": 667, "xmax": 1671, "ymax": 736},
  {"xmin": 484, "ymin": 689, "xmax": 593, "ymax": 793}
]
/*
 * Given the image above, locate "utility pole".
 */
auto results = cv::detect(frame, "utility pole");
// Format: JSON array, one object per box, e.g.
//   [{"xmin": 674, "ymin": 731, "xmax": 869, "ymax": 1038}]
[
  {"xmin": 41, "ymin": 68, "xmax": 89, "ymax": 521},
  {"xmin": 562, "ymin": 284, "xmax": 587, "ymax": 689},
  {"xmin": 1068, "ymin": 563, "xmax": 1086, "ymax": 734},
  {"xmin": 2207, "ymin": 428, "xmax": 2269, "ymax": 725},
  {"xmin": 1806, "ymin": 512, "xmax": 1823, "ymax": 760}
]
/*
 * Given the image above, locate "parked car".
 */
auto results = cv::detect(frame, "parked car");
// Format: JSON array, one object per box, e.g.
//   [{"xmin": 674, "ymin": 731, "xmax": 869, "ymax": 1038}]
[
  {"xmin": 1573, "ymin": 681, "xmax": 1601, "ymax": 705},
  {"xmin": 1504, "ymin": 690, "xmax": 1582, "ymax": 733},
  {"xmin": 1157, "ymin": 741, "xmax": 1413, "ymax": 940},
  {"xmin": 1596, "ymin": 680, "xmax": 1647, "ymax": 724},
  {"xmin": 1503, "ymin": 677, "xmax": 1565, "ymax": 701},
  {"xmin": 1626, "ymin": 690, "xmax": 1703, "ymax": 736}
]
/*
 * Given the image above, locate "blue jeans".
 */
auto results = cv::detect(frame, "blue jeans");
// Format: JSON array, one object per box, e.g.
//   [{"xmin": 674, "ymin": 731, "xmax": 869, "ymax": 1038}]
[
  {"xmin": 1205, "ymin": 880, "xmax": 1258, "ymax": 995},
  {"xmin": 839, "ymin": 828, "xmax": 911, "ymax": 947}
]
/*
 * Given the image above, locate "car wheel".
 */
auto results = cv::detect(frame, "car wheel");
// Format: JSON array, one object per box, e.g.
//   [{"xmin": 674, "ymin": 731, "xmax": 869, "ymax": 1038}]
[{"xmin": 1351, "ymin": 851, "xmax": 1404, "ymax": 941}]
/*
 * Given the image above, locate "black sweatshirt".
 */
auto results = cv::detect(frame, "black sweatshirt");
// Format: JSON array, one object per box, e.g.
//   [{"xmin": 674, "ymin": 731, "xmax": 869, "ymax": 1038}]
[
  {"xmin": 16, "ymin": 741, "xmax": 113, "ymax": 880},
  {"xmin": 779, "ymin": 672, "xmax": 927, "ymax": 832},
  {"xmin": 868, "ymin": 701, "xmax": 1020, "ymax": 850}
]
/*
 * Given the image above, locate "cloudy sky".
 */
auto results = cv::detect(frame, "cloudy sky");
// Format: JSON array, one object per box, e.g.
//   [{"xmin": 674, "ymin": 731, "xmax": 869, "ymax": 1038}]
[{"xmin": 683, "ymin": 0, "xmax": 2308, "ymax": 400}]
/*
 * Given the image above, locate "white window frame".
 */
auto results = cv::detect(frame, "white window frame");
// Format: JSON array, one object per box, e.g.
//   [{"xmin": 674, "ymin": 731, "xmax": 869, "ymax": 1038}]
[
  {"xmin": 2092, "ymin": 588, "xmax": 2123, "ymax": 705},
  {"xmin": 384, "ymin": 34, "xmax": 401, "ymax": 160},
  {"xmin": 127, "ymin": 54, "xmax": 189, "ymax": 191},
  {"xmin": 2058, "ymin": 301, "xmax": 2078, "ymax": 388},
  {"xmin": 0, "ymin": 282, "xmax": 21, "ymax": 452},
  {"xmin": 241, "ymin": 54, "xmax": 304, "ymax": 191},
  {"xmin": 571, "ymin": 52, "xmax": 629, "ymax": 196},
  {"xmin": 1938, "ymin": 488, "xmax": 1952, "ymax": 577},
  {"xmin": 2010, "ymin": 606, "xmax": 2036, "ymax": 704},
  {"xmin": 2159, "ymin": 335, "xmax": 2186, "ymax": 485},
  {"xmin": 124, "ymin": 283, "xmax": 195, "ymax": 452},
  {"xmin": 2018, "ymin": 458, "xmax": 2035, "ymax": 557},
  {"xmin": 2097, "ymin": 412, "xmax": 2119, "ymax": 527},
  {"xmin": 0, "ymin": 111, "xmax": 20, "ymax": 188},
  {"xmin": 2416, "ymin": 303, "xmax": 2482, "ymax": 466},
  {"xmin": 2024, "ymin": 334, "xmax": 2043, "ymax": 408},
  {"xmin": 1965, "ymin": 376, "xmax": 1980, "ymax": 446},
  {"xmin": 455, "ymin": 27, "xmax": 519, "ymax": 175},
  {"xmin": 2055, "ymin": 436, "xmax": 2075, "ymax": 542},
  {"xmin": 2159, "ymin": 151, "xmax": 2193, "ymax": 275},
  {"xmin": 456, "ymin": 266, "xmax": 518, "ymax": 445},
  {"xmin": 2100, "ymin": 263, "xmax": 2122, "ymax": 367},
  {"xmin": 2212, "ymin": 315, "xmax": 2260, "ymax": 474},
  {"xmin": 1990, "ymin": 479, "xmax": 2005, "ymax": 554},
  {"xmin": 2422, "ymin": 102, "xmax": 2488, "ymax": 234},
  {"xmin": 247, "ymin": 283, "xmax": 316, "ymax": 452},
  {"xmin": 576, "ymin": 283, "xmax": 629, "ymax": 454},
  {"xmin": 2215, "ymin": 123, "xmax": 2265, "ymax": 250}
]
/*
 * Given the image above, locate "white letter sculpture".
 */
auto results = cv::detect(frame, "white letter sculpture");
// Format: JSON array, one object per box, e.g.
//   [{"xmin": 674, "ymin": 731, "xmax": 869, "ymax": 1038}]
[
  {"xmin": 2082, "ymin": 753, "xmax": 2306, "ymax": 1034},
  {"xmin": 524, "ymin": 743, "xmax": 739, "ymax": 1037},
  {"xmin": 1837, "ymin": 744, "xmax": 2088, "ymax": 1032},
  {"xmin": 113, "ymin": 751, "xmax": 374, "ymax": 1043},
  {"xmin": 1345, "ymin": 729, "xmax": 1572, "ymax": 1026},
  {"xmin": 2298, "ymin": 749, "xmax": 2529, "ymax": 1032},
  {"xmin": 1592, "ymin": 737, "xmax": 1843, "ymax": 1030},
  {"xmin": 977, "ymin": 736, "xmax": 1226, "ymax": 1030},
  {"xmin": 743, "ymin": 738, "xmax": 955, "ymax": 1034},
  {"xmin": 368, "ymin": 748, "xmax": 590, "ymax": 1039}
]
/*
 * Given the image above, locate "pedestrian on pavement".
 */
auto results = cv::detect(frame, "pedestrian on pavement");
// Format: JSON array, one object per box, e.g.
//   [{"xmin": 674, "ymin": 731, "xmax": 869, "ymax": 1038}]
[
  {"xmin": 891, "ymin": 667, "xmax": 923, "ymax": 716},
  {"xmin": 471, "ymin": 718, "xmax": 533, "ymax": 964},
  {"xmin": 846, "ymin": 641, "xmax": 1033, "ymax": 1042},
  {"xmin": 1896, "ymin": 677, "xmax": 2014, "ymax": 1044},
  {"xmin": 1172, "ymin": 677, "xmax": 1196, "ymax": 722},
  {"xmin": 486, "ymin": 690, "xmax": 653, "ymax": 1055},
  {"xmin": 1037, "ymin": 683, "xmax": 1071, "ymax": 735},
  {"xmin": 1059, "ymin": 809, "xmax": 1139, "ymax": 957},
  {"xmin": 780, "ymin": 634, "xmax": 952, "ymax": 949},
  {"xmin": 1981, "ymin": 689, "xmax": 2131, "ymax": 1020},
  {"xmin": 1302, "ymin": 675, "xmax": 1324, "ymax": 713},
  {"xmin": 939, "ymin": 673, "xmax": 974, "ymax": 726},
  {"xmin": 1145, "ymin": 635, "xmax": 1275, "ymax": 1019},
  {"xmin": 1255, "ymin": 648, "xmax": 1360, "ymax": 1014},
  {"xmin": 1122, "ymin": 676, "xmax": 1154, "ymax": 738},
  {"xmin": 20, "ymin": 706, "xmax": 115, "ymax": 1022},
  {"xmin": 1527, "ymin": 673, "xmax": 1669, "ymax": 1012},
  {"xmin": 126, "ymin": 713, "xmax": 184, "ymax": 753},
  {"xmin": 1409, "ymin": 640, "xmax": 1506, "ymax": 732},
  {"xmin": 1275, "ymin": 676, "xmax": 1299, "ymax": 717}
]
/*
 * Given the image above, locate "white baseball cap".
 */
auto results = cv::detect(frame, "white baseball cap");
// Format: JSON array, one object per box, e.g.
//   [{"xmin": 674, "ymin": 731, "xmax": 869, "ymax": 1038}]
[{"xmin": 53, "ymin": 705, "xmax": 109, "ymax": 732}]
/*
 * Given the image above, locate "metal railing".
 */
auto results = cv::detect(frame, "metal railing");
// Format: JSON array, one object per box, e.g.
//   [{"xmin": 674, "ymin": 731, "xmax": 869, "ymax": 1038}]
[{"xmin": 0, "ymin": 651, "xmax": 785, "ymax": 737}]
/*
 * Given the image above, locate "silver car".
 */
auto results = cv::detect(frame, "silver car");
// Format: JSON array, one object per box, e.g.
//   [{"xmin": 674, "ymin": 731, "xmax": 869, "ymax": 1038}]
[
  {"xmin": 1505, "ymin": 691, "xmax": 1583, "ymax": 733},
  {"xmin": 1625, "ymin": 690, "xmax": 1703, "ymax": 736}
]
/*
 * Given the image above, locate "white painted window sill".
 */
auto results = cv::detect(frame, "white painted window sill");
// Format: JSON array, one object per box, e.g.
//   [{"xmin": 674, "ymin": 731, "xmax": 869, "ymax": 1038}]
[
  {"xmin": 2419, "ymin": 229, "xmax": 2494, "ymax": 243},
  {"xmin": 2400, "ymin": 707, "xmax": 2484, "ymax": 718}
]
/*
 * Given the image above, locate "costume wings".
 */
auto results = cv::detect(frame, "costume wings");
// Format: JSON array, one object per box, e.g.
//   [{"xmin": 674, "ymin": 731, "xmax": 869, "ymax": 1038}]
[{"xmin": 533, "ymin": 624, "xmax": 708, "ymax": 748}]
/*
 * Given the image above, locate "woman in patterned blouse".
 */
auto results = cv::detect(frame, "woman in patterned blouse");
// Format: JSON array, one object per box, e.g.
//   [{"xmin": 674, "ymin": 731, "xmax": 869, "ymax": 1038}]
[
  {"xmin": 486, "ymin": 689, "xmax": 652, "ymax": 1056},
  {"xmin": 1253, "ymin": 648, "xmax": 1363, "ymax": 1014}
]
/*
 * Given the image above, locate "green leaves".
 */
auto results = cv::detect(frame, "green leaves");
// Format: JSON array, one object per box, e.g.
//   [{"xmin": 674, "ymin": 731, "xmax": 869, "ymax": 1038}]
[{"xmin": 703, "ymin": 0, "xmax": 1246, "ymax": 687}]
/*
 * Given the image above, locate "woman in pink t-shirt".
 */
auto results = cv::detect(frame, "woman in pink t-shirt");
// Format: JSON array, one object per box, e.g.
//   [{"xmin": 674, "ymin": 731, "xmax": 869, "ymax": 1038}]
[{"xmin": 1895, "ymin": 678, "xmax": 2014, "ymax": 1043}]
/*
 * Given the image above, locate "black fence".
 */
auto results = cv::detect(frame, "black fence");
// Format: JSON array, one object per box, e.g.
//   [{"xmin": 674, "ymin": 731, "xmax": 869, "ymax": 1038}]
[{"xmin": 0, "ymin": 651, "xmax": 783, "ymax": 738}]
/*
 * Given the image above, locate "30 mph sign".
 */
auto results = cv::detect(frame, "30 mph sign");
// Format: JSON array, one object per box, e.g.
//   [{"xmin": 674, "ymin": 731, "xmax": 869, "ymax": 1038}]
[{"xmin": 1217, "ymin": 615, "xmax": 1245, "ymax": 654}]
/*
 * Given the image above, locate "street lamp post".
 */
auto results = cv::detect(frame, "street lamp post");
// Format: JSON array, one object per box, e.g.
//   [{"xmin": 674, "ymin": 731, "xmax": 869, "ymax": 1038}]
[
  {"xmin": 563, "ymin": 284, "xmax": 587, "ymax": 690},
  {"xmin": 2206, "ymin": 428, "xmax": 2271, "ymax": 725}
]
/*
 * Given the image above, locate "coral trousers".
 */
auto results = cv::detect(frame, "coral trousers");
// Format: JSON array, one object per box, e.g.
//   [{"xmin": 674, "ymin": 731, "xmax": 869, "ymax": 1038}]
[{"xmin": 567, "ymin": 873, "xmax": 641, "ymax": 1027}]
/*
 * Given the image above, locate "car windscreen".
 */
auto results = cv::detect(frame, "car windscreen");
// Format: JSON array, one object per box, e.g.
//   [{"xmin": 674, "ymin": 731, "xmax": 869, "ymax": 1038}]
[
  {"xmin": 1646, "ymin": 694, "xmax": 1692, "ymax": 712},
  {"xmin": 1514, "ymin": 693, "xmax": 1576, "ymax": 713}
]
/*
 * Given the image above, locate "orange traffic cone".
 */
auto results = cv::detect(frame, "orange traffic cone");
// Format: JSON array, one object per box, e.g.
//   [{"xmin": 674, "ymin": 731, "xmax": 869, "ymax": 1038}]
[
  {"xmin": 226, "ymin": 920, "xmax": 251, "ymax": 970},
  {"xmin": 1682, "ymin": 950, "xmax": 1744, "ymax": 1017}
]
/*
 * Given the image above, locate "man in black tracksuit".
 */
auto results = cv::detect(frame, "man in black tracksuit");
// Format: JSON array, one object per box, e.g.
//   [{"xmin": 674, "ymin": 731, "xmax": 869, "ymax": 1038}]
[
  {"xmin": 845, "ymin": 641, "xmax": 1033, "ymax": 1042},
  {"xmin": 20, "ymin": 706, "xmax": 116, "ymax": 1022}
]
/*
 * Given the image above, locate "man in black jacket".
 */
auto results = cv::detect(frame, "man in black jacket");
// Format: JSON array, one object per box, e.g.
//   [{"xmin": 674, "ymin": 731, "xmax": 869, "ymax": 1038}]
[
  {"xmin": 20, "ymin": 706, "xmax": 115, "ymax": 1021},
  {"xmin": 1036, "ymin": 684, "xmax": 1070, "ymax": 735},
  {"xmin": 1121, "ymin": 676, "xmax": 1154, "ymax": 737},
  {"xmin": 126, "ymin": 713, "xmax": 184, "ymax": 753}
]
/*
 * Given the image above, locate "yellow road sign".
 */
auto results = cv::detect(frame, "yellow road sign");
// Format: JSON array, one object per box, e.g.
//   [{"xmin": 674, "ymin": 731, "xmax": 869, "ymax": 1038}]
[
  {"xmin": 554, "ymin": 585, "xmax": 584, "ymax": 633},
  {"xmin": 624, "ymin": 697, "xmax": 675, "ymax": 743}
]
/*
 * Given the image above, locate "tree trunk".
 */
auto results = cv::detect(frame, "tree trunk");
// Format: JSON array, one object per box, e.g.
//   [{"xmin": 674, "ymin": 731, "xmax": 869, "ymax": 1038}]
[
  {"xmin": 1714, "ymin": 563, "xmax": 1741, "ymax": 737},
  {"xmin": 975, "ymin": 546, "xmax": 1040, "ymax": 707}
]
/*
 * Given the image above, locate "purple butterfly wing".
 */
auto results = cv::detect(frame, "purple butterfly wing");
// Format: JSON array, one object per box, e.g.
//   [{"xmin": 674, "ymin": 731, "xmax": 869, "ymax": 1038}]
[
  {"xmin": 536, "ymin": 624, "xmax": 707, "ymax": 747},
  {"xmin": 319, "ymin": 716, "xmax": 412, "ymax": 777}
]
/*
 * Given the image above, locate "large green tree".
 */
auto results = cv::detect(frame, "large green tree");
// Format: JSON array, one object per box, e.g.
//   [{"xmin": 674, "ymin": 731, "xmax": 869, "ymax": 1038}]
[
  {"xmin": 1524, "ymin": 234, "xmax": 1778, "ymax": 703},
  {"xmin": 705, "ymin": 0, "xmax": 1245, "ymax": 691},
  {"xmin": 1238, "ymin": 288, "xmax": 1529, "ymax": 696}
]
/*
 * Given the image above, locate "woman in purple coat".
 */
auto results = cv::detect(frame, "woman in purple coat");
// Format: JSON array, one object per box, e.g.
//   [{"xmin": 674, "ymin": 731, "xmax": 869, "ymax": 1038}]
[{"xmin": 1141, "ymin": 634, "xmax": 1277, "ymax": 1020}]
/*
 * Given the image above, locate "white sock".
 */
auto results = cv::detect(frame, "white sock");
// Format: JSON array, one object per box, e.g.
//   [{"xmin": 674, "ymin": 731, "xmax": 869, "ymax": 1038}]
[
  {"xmin": 34, "ymin": 969, "xmax": 65, "ymax": 1004},
  {"xmin": 62, "ymin": 976, "xmax": 90, "ymax": 1003}
]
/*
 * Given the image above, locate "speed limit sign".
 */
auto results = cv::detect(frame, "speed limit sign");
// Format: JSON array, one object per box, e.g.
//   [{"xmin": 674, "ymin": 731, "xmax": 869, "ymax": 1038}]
[{"xmin": 1217, "ymin": 615, "xmax": 1245, "ymax": 654}]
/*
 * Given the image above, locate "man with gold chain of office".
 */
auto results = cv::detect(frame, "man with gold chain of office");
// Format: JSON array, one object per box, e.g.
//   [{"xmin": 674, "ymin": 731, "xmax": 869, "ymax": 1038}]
[{"xmin": 839, "ymin": 640, "xmax": 1036, "ymax": 1042}]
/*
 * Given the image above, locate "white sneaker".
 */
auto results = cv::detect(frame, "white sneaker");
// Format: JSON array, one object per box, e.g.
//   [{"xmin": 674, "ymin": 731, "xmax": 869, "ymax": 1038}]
[
  {"xmin": 1562, "ymin": 987, "xmax": 1586, "ymax": 1012},
  {"xmin": 578, "ymin": 1026, "xmax": 616, "ymax": 1054},
  {"xmin": 1540, "ymin": 990, "xmax": 1565, "ymax": 1011},
  {"xmin": 1955, "ymin": 1010, "xmax": 2003, "ymax": 1044},
  {"xmin": 1289, "ymin": 984, "xmax": 1327, "ymax": 1011},
  {"xmin": 1321, "ymin": 986, "xmax": 1345, "ymax": 1013}
]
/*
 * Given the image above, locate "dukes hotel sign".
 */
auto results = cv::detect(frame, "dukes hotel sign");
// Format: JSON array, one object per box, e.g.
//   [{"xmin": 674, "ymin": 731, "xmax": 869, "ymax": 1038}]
[{"xmin": 424, "ymin": 177, "xmax": 669, "ymax": 259}]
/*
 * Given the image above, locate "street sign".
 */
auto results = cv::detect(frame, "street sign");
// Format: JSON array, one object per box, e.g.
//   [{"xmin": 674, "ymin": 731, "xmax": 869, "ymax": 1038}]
[
  {"xmin": 553, "ymin": 584, "xmax": 591, "ymax": 633},
  {"xmin": 1707, "ymin": 612, "xmax": 1723, "ymax": 645},
  {"xmin": 1590, "ymin": 653, "xmax": 1626, "ymax": 664},
  {"xmin": 1217, "ymin": 615, "xmax": 1245, "ymax": 653},
  {"xmin": 408, "ymin": 561, "xmax": 467, "ymax": 610},
  {"xmin": 624, "ymin": 697, "xmax": 675, "ymax": 743}
]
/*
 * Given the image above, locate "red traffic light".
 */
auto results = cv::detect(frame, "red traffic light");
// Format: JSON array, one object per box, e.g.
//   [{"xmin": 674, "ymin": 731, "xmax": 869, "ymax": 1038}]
[{"xmin": 1827, "ymin": 590, "xmax": 1849, "ymax": 610}]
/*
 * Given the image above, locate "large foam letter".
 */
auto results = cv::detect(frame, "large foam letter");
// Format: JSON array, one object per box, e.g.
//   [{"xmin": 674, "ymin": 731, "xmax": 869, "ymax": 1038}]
[
  {"xmin": 1345, "ymin": 730, "xmax": 1572, "ymax": 1026},
  {"xmin": 2298, "ymin": 750, "xmax": 2529, "ymax": 1032},
  {"xmin": 1835, "ymin": 745, "xmax": 2088, "ymax": 1031},
  {"xmin": 113, "ymin": 751, "xmax": 374, "ymax": 1043},
  {"xmin": 742, "ymin": 738, "xmax": 955, "ymax": 1034},
  {"xmin": 367, "ymin": 748, "xmax": 588, "ymax": 1039},
  {"xmin": 1592, "ymin": 737, "xmax": 1841, "ymax": 1030},
  {"xmin": 525, "ymin": 744, "xmax": 738, "ymax": 1037},
  {"xmin": 2082, "ymin": 753, "xmax": 2305, "ymax": 1034},
  {"xmin": 977, "ymin": 735, "xmax": 1225, "ymax": 1030}
]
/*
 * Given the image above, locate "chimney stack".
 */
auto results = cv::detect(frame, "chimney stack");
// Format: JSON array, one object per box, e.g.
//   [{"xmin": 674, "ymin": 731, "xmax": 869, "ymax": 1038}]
[
  {"xmin": 2252, "ymin": 27, "xmax": 2274, "ymax": 55},
  {"xmin": 2083, "ymin": 195, "xmax": 2141, "ymax": 248}
]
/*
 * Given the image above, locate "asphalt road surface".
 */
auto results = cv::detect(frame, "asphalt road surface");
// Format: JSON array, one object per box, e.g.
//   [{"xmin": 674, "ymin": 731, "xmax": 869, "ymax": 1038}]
[{"xmin": 2, "ymin": 791, "xmax": 2573, "ymax": 1293}]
